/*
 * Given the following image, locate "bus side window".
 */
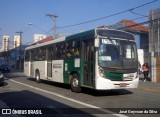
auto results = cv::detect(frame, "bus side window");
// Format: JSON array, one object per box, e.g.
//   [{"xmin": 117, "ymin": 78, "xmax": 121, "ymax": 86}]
[
  {"xmin": 39, "ymin": 48, "xmax": 42, "ymax": 60},
  {"xmin": 47, "ymin": 47, "xmax": 53, "ymax": 61},
  {"xmin": 30, "ymin": 50, "xmax": 35, "ymax": 61},
  {"xmin": 55, "ymin": 45, "xmax": 59, "ymax": 59},
  {"xmin": 66, "ymin": 41, "xmax": 80, "ymax": 58},
  {"xmin": 35, "ymin": 48, "xmax": 39, "ymax": 61},
  {"xmin": 74, "ymin": 41, "xmax": 80, "ymax": 58},
  {"xmin": 60, "ymin": 43, "xmax": 65, "ymax": 59},
  {"xmin": 53, "ymin": 45, "xmax": 56, "ymax": 60},
  {"xmin": 25, "ymin": 50, "xmax": 29, "ymax": 61},
  {"xmin": 42, "ymin": 48, "xmax": 46, "ymax": 60},
  {"xmin": 66, "ymin": 42, "xmax": 73, "ymax": 58},
  {"xmin": 55, "ymin": 43, "xmax": 65, "ymax": 59}
]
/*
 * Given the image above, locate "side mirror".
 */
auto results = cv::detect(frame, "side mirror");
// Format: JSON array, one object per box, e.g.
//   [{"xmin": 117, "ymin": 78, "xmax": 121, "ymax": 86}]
[{"xmin": 94, "ymin": 38, "xmax": 99, "ymax": 47}]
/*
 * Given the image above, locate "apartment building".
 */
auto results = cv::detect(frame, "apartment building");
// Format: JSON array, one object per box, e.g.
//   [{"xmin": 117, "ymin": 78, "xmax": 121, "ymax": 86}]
[
  {"xmin": 33, "ymin": 34, "xmax": 46, "ymax": 42},
  {"xmin": 14, "ymin": 35, "xmax": 21, "ymax": 48},
  {"xmin": 2, "ymin": 35, "xmax": 10, "ymax": 51}
]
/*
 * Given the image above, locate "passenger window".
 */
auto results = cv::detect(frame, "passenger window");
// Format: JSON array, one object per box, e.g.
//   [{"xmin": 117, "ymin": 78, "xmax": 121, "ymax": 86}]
[
  {"xmin": 55, "ymin": 43, "xmax": 65, "ymax": 59},
  {"xmin": 66, "ymin": 41, "xmax": 80, "ymax": 59}
]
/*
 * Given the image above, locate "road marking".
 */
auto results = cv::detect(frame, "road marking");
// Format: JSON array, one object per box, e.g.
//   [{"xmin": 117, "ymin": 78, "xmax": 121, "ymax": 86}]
[
  {"xmin": 47, "ymin": 105, "xmax": 68, "ymax": 117},
  {"xmin": 137, "ymin": 88, "xmax": 160, "ymax": 93},
  {"xmin": 10, "ymin": 79, "xmax": 127, "ymax": 117}
]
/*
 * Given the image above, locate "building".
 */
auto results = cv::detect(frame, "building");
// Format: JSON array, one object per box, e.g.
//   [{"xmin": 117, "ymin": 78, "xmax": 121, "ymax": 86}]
[
  {"xmin": 33, "ymin": 34, "xmax": 46, "ymax": 42},
  {"xmin": 2, "ymin": 35, "xmax": 10, "ymax": 51},
  {"xmin": 14, "ymin": 35, "xmax": 21, "ymax": 48},
  {"xmin": 149, "ymin": 8, "xmax": 160, "ymax": 82},
  {"xmin": 149, "ymin": 8, "xmax": 160, "ymax": 55},
  {"xmin": 32, "ymin": 36, "xmax": 54, "ymax": 45},
  {"xmin": 109, "ymin": 20, "xmax": 148, "ymax": 49}
]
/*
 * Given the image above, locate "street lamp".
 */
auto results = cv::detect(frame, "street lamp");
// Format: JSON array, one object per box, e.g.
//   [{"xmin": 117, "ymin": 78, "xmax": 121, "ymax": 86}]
[{"xmin": 28, "ymin": 23, "xmax": 46, "ymax": 32}]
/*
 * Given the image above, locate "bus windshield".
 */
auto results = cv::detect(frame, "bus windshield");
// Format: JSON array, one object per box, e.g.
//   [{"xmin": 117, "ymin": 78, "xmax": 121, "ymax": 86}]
[{"xmin": 98, "ymin": 38, "xmax": 138, "ymax": 69}]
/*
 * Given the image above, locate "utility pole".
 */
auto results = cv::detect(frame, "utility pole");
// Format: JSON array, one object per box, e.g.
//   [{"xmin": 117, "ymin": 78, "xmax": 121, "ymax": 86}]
[
  {"xmin": 16, "ymin": 31, "xmax": 23, "ymax": 70},
  {"xmin": 4, "ymin": 38, "xmax": 6, "ymax": 65},
  {"xmin": 46, "ymin": 14, "xmax": 58, "ymax": 34}
]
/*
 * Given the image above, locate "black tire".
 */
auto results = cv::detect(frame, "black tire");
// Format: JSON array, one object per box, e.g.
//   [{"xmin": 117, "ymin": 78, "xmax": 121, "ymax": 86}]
[
  {"xmin": 35, "ymin": 70, "xmax": 41, "ymax": 83},
  {"xmin": 0, "ymin": 79, "xmax": 4, "ymax": 86},
  {"xmin": 70, "ymin": 73, "xmax": 81, "ymax": 93}
]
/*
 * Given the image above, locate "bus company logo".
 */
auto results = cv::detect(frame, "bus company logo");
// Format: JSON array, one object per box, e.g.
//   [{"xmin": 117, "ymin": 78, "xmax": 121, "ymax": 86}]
[
  {"xmin": 2, "ymin": 109, "xmax": 11, "ymax": 114},
  {"xmin": 53, "ymin": 64, "xmax": 62, "ymax": 69}
]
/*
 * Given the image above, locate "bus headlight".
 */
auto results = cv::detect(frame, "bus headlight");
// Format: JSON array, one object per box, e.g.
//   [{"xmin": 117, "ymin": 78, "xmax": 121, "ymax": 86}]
[
  {"xmin": 99, "ymin": 67, "xmax": 105, "ymax": 77},
  {"xmin": 130, "ymin": 73, "xmax": 134, "ymax": 77}
]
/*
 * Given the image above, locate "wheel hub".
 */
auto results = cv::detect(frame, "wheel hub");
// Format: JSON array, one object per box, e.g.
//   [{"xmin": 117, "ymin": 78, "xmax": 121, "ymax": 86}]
[{"xmin": 72, "ymin": 79, "xmax": 79, "ymax": 87}]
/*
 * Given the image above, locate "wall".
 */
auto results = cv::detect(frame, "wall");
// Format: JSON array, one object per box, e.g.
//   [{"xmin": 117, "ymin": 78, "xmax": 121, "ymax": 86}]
[
  {"xmin": 137, "ymin": 49, "xmax": 149, "ymax": 66},
  {"xmin": 156, "ymin": 56, "xmax": 160, "ymax": 82}
]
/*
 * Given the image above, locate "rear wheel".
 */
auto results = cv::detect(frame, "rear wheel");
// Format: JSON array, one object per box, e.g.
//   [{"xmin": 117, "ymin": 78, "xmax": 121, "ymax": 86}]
[
  {"xmin": 70, "ymin": 73, "xmax": 81, "ymax": 93},
  {"xmin": 35, "ymin": 70, "xmax": 41, "ymax": 83},
  {"xmin": 0, "ymin": 80, "xmax": 4, "ymax": 86}
]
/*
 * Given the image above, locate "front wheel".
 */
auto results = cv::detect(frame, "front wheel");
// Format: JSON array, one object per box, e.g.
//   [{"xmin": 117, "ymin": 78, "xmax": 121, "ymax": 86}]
[{"xmin": 70, "ymin": 73, "xmax": 81, "ymax": 93}]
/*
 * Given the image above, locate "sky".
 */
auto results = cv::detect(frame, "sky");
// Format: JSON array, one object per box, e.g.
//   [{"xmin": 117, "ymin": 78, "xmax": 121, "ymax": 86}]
[{"xmin": 0, "ymin": 0, "xmax": 160, "ymax": 46}]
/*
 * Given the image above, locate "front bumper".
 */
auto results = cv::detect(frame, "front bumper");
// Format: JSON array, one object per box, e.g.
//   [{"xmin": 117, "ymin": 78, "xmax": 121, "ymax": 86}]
[{"xmin": 95, "ymin": 76, "xmax": 139, "ymax": 90}]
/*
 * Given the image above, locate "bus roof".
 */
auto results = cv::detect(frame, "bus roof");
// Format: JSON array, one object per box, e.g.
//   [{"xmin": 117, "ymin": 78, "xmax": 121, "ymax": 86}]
[
  {"xmin": 97, "ymin": 28, "xmax": 134, "ymax": 40},
  {"xmin": 66, "ymin": 29, "xmax": 95, "ymax": 41},
  {"xmin": 25, "ymin": 28, "xmax": 135, "ymax": 51},
  {"xmin": 25, "ymin": 29, "xmax": 96, "ymax": 50},
  {"xmin": 25, "ymin": 36, "xmax": 65, "ymax": 50}
]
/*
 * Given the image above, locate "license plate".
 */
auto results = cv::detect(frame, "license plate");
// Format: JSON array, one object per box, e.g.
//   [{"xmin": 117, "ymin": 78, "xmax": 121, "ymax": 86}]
[{"xmin": 120, "ymin": 83, "xmax": 127, "ymax": 87}]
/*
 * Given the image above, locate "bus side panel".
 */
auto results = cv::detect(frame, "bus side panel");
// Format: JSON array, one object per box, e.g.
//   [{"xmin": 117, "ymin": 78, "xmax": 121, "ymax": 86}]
[
  {"xmin": 52, "ymin": 60, "xmax": 64, "ymax": 83},
  {"xmin": 64, "ymin": 59, "xmax": 81, "ymax": 84},
  {"xmin": 63, "ymin": 59, "xmax": 73, "ymax": 84},
  {"xmin": 24, "ymin": 61, "xmax": 30, "ymax": 76},
  {"xmin": 34, "ymin": 61, "xmax": 46, "ymax": 80}
]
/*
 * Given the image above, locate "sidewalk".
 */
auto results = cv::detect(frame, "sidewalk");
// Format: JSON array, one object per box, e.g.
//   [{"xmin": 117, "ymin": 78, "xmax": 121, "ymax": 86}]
[{"xmin": 138, "ymin": 74, "xmax": 160, "ymax": 92}]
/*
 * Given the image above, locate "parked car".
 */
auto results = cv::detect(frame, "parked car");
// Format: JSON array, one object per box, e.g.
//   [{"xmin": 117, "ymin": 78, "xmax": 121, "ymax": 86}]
[
  {"xmin": 0, "ymin": 65, "xmax": 10, "ymax": 72},
  {"xmin": 0, "ymin": 72, "xmax": 4, "ymax": 86}
]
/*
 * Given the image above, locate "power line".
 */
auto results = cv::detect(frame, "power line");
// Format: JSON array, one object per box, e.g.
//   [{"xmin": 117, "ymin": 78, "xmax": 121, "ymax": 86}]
[
  {"xmin": 45, "ymin": 0, "xmax": 158, "ymax": 33},
  {"xmin": 45, "ymin": 28, "xmax": 53, "ymax": 35},
  {"xmin": 23, "ymin": 18, "xmax": 160, "ymax": 46},
  {"xmin": 25, "ymin": 0, "xmax": 160, "ymax": 43},
  {"xmin": 35, "ymin": 10, "xmax": 160, "ymax": 44},
  {"xmin": 129, "ymin": 10, "xmax": 147, "ymax": 17},
  {"xmin": 119, "ymin": 9, "xmax": 160, "ymax": 30},
  {"xmin": 116, "ymin": 18, "xmax": 160, "ymax": 32}
]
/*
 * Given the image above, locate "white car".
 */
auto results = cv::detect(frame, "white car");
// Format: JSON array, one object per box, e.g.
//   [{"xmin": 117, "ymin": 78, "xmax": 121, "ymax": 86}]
[{"xmin": 0, "ymin": 72, "xmax": 4, "ymax": 86}]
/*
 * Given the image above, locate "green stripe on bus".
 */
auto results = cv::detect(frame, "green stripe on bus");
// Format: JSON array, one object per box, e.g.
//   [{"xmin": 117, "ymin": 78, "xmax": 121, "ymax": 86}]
[{"xmin": 105, "ymin": 71, "xmax": 123, "ymax": 81}]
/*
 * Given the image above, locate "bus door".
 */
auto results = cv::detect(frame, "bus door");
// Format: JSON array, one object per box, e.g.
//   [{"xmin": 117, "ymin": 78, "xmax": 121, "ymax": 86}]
[
  {"xmin": 82, "ymin": 39, "xmax": 95, "ymax": 87},
  {"xmin": 30, "ymin": 50, "xmax": 34, "ymax": 76},
  {"xmin": 47, "ymin": 47, "xmax": 53, "ymax": 79}
]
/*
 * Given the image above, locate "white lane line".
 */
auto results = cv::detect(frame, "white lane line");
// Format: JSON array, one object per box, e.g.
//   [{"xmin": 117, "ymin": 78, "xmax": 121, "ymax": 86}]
[{"xmin": 10, "ymin": 79, "xmax": 127, "ymax": 117}]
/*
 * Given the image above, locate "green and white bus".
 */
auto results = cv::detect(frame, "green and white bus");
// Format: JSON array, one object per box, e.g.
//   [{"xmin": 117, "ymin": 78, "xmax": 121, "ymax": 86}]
[{"xmin": 24, "ymin": 28, "xmax": 139, "ymax": 92}]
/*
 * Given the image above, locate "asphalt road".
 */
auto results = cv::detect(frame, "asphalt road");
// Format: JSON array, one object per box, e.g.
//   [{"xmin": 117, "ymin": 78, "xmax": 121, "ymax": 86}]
[{"xmin": 0, "ymin": 72, "xmax": 160, "ymax": 117}]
